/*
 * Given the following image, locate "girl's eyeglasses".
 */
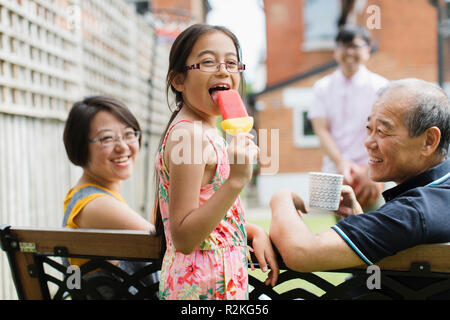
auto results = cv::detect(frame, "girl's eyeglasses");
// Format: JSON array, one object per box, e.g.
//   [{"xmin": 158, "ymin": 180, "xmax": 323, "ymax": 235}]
[{"xmin": 185, "ymin": 61, "xmax": 245, "ymax": 73}]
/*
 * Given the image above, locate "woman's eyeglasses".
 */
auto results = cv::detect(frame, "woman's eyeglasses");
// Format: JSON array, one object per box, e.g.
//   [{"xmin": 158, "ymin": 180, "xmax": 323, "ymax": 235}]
[{"xmin": 89, "ymin": 130, "xmax": 140, "ymax": 147}]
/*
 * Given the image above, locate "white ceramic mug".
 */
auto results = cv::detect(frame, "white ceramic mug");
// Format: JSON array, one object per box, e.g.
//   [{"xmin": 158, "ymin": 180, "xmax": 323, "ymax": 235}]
[{"xmin": 309, "ymin": 172, "xmax": 344, "ymax": 211}]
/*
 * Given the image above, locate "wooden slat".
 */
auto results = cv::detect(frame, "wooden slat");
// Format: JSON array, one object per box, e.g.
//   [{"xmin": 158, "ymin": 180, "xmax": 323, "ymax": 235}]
[
  {"xmin": 9, "ymin": 227, "xmax": 161, "ymax": 259},
  {"xmin": 349, "ymin": 243, "xmax": 450, "ymax": 273},
  {"xmin": 376, "ymin": 243, "xmax": 450, "ymax": 273}
]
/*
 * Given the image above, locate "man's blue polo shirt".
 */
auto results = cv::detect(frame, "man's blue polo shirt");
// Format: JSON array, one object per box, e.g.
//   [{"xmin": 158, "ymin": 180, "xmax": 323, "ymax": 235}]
[{"xmin": 332, "ymin": 159, "xmax": 450, "ymax": 265}]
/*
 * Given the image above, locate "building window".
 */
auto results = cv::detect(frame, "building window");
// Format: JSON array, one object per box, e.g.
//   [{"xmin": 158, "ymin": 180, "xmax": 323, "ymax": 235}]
[
  {"xmin": 302, "ymin": 111, "xmax": 315, "ymax": 137},
  {"xmin": 302, "ymin": 0, "xmax": 340, "ymax": 51},
  {"xmin": 283, "ymin": 88, "xmax": 320, "ymax": 148},
  {"xmin": 294, "ymin": 107, "xmax": 319, "ymax": 148}
]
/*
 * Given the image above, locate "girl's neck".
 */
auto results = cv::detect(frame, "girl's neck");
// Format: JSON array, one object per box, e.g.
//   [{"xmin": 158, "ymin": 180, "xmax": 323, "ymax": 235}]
[{"xmin": 78, "ymin": 172, "xmax": 121, "ymax": 194}]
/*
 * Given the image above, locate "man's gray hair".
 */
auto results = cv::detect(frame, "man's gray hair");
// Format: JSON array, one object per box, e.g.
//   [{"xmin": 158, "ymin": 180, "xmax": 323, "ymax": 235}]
[{"xmin": 378, "ymin": 78, "xmax": 450, "ymax": 158}]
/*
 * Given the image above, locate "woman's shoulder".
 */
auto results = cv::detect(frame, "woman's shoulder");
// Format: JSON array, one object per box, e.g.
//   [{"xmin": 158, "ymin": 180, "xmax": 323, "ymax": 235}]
[
  {"xmin": 65, "ymin": 184, "xmax": 134, "ymax": 229},
  {"xmin": 64, "ymin": 184, "xmax": 113, "ymax": 228},
  {"xmin": 68, "ymin": 183, "xmax": 122, "ymax": 200},
  {"xmin": 64, "ymin": 184, "xmax": 125, "ymax": 215}
]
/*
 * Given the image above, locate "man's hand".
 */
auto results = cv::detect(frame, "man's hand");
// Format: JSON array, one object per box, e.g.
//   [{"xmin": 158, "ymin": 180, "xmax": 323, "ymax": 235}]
[
  {"xmin": 290, "ymin": 191, "xmax": 309, "ymax": 217},
  {"xmin": 335, "ymin": 185, "xmax": 364, "ymax": 218},
  {"xmin": 338, "ymin": 160, "xmax": 359, "ymax": 186},
  {"xmin": 350, "ymin": 165, "xmax": 383, "ymax": 207}
]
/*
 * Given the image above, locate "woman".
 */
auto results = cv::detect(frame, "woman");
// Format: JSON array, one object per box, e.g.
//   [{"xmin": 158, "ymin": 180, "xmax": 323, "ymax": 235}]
[
  {"xmin": 63, "ymin": 95, "xmax": 154, "ymax": 235},
  {"xmin": 62, "ymin": 97, "xmax": 157, "ymax": 299}
]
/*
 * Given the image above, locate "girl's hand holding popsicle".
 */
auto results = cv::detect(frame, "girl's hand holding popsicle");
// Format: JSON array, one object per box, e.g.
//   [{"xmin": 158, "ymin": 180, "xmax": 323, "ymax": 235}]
[
  {"xmin": 216, "ymin": 89, "xmax": 258, "ymax": 188},
  {"xmin": 226, "ymin": 132, "xmax": 259, "ymax": 190}
]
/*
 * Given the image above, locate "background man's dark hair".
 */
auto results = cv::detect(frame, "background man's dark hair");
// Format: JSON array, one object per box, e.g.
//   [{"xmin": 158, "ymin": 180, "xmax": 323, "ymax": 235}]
[{"xmin": 336, "ymin": 25, "xmax": 371, "ymax": 46}]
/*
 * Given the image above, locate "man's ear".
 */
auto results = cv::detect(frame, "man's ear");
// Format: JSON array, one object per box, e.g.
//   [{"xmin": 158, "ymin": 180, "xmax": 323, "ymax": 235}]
[
  {"xmin": 171, "ymin": 73, "xmax": 185, "ymax": 93},
  {"xmin": 422, "ymin": 126, "xmax": 441, "ymax": 157}
]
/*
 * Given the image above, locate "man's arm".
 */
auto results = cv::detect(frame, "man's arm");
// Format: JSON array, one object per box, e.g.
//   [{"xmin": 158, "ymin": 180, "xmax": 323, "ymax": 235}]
[{"xmin": 269, "ymin": 190, "xmax": 364, "ymax": 272}]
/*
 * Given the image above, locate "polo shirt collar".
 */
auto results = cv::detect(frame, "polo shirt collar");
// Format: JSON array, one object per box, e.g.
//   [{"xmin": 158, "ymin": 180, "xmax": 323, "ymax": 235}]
[{"xmin": 382, "ymin": 159, "xmax": 450, "ymax": 202}]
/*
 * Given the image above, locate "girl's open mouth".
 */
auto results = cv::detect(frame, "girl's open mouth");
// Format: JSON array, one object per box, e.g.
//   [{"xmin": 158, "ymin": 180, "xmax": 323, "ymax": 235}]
[{"xmin": 209, "ymin": 84, "xmax": 230, "ymax": 103}]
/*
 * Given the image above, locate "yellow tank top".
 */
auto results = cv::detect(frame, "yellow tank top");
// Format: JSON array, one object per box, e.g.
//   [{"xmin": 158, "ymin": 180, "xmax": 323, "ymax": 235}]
[{"xmin": 63, "ymin": 183, "xmax": 126, "ymax": 266}]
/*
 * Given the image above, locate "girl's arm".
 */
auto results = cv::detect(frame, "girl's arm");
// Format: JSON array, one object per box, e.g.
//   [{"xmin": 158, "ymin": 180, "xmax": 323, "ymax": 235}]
[
  {"xmin": 246, "ymin": 222, "xmax": 279, "ymax": 286},
  {"xmin": 166, "ymin": 125, "xmax": 257, "ymax": 254}
]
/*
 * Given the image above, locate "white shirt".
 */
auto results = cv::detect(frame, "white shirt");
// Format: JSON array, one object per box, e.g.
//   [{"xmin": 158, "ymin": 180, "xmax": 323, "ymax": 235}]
[{"xmin": 308, "ymin": 65, "xmax": 389, "ymax": 173}]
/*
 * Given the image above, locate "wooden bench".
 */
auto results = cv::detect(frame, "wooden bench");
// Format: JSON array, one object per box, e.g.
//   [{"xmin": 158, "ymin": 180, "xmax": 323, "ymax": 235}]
[{"xmin": 1, "ymin": 224, "xmax": 450, "ymax": 300}]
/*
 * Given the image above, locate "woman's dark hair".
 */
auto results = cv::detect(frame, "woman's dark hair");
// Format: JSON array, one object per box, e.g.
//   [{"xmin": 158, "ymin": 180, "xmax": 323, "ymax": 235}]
[
  {"xmin": 154, "ymin": 24, "xmax": 245, "ymax": 257},
  {"xmin": 63, "ymin": 95, "xmax": 141, "ymax": 167}
]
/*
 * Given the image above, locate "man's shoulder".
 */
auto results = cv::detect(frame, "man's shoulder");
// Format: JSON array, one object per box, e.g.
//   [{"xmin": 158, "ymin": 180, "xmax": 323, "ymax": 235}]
[
  {"xmin": 406, "ymin": 179, "xmax": 450, "ymax": 204},
  {"xmin": 382, "ymin": 180, "xmax": 450, "ymax": 223},
  {"xmin": 313, "ymin": 71, "xmax": 338, "ymax": 90},
  {"xmin": 365, "ymin": 68, "xmax": 389, "ymax": 88},
  {"xmin": 402, "ymin": 182, "xmax": 450, "ymax": 241}
]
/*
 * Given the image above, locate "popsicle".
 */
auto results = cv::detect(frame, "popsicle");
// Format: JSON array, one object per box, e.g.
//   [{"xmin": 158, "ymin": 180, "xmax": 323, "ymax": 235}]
[{"xmin": 216, "ymin": 89, "xmax": 253, "ymax": 135}]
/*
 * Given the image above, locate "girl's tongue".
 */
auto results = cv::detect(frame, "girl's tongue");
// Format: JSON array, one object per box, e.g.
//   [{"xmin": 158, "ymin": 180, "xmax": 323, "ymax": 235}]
[{"xmin": 210, "ymin": 90, "xmax": 219, "ymax": 103}]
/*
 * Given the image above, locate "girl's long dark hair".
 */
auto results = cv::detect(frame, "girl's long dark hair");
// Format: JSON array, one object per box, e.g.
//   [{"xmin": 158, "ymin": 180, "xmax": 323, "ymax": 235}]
[{"xmin": 153, "ymin": 24, "xmax": 244, "ymax": 258}]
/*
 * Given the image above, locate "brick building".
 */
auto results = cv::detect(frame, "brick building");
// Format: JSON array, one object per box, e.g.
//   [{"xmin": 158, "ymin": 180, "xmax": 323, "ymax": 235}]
[{"xmin": 251, "ymin": 0, "xmax": 448, "ymax": 205}]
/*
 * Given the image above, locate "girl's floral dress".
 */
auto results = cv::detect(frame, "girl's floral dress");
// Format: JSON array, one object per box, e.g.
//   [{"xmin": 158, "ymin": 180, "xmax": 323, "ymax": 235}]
[{"xmin": 156, "ymin": 120, "xmax": 249, "ymax": 300}]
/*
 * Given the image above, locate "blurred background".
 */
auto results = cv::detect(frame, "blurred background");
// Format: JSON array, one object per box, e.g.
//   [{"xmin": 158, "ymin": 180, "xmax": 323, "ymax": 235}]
[{"xmin": 0, "ymin": 0, "xmax": 448, "ymax": 299}]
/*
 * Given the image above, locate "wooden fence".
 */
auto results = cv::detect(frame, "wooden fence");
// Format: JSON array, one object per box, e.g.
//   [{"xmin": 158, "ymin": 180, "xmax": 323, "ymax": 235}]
[{"xmin": 0, "ymin": 0, "xmax": 174, "ymax": 299}]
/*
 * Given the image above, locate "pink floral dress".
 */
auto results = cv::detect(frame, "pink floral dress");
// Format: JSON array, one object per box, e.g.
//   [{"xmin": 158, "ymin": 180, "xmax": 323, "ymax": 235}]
[{"xmin": 156, "ymin": 120, "xmax": 249, "ymax": 300}]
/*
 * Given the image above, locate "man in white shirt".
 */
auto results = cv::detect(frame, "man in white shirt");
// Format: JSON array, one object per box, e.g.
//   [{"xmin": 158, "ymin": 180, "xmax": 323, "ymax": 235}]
[{"xmin": 308, "ymin": 25, "xmax": 389, "ymax": 209}]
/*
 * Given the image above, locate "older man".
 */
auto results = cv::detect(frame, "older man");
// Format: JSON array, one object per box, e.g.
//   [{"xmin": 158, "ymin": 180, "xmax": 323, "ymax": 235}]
[{"xmin": 270, "ymin": 78, "xmax": 450, "ymax": 272}]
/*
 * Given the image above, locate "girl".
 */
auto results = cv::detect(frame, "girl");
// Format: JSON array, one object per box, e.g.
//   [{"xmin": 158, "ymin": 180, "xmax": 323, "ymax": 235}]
[{"xmin": 154, "ymin": 24, "xmax": 279, "ymax": 300}]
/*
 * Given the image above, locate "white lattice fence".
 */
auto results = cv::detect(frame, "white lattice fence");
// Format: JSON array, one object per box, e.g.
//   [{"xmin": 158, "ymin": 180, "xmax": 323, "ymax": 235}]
[{"xmin": 0, "ymin": 0, "xmax": 171, "ymax": 299}]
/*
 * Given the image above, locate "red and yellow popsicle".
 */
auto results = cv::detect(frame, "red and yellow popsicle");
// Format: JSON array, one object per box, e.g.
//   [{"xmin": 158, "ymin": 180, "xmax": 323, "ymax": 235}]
[{"xmin": 216, "ymin": 89, "xmax": 253, "ymax": 135}]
